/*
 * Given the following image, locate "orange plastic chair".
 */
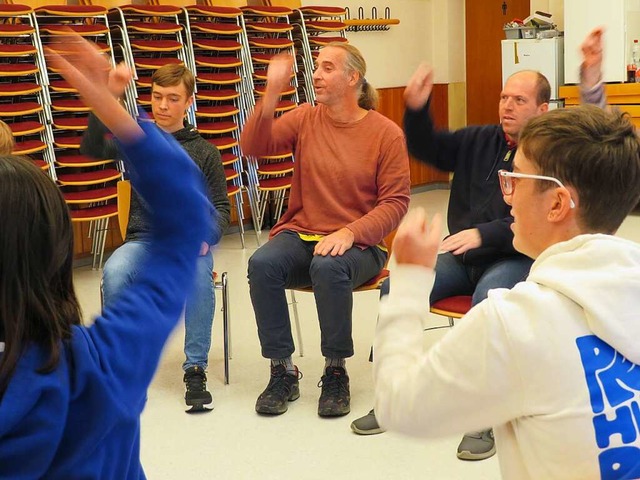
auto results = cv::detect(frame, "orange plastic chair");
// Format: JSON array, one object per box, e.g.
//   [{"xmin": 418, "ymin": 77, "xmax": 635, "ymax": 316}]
[
  {"xmin": 430, "ymin": 295, "xmax": 473, "ymax": 328},
  {"xmin": 114, "ymin": 179, "xmax": 231, "ymax": 383},
  {"xmin": 289, "ymin": 230, "xmax": 396, "ymax": 356}
]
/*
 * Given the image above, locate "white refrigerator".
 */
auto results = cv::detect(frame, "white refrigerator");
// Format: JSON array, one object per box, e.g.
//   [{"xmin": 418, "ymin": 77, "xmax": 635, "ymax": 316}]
[{"xmin": 501, "ymin": 37, "xmax": 565, "ymax": 105}]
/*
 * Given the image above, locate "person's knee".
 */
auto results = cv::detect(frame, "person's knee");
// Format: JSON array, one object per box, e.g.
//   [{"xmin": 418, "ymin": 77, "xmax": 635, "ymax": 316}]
[
  {"xmin": 102, "ymin": 252, "xmax": 131, "ymax": 291},
  {"xmin": 247, "ymin": 247, "xmax": 280, "ymax": 283},
  {"xmin": 309, "ymin": 255, "xmax": 347, "ymax": 285}
]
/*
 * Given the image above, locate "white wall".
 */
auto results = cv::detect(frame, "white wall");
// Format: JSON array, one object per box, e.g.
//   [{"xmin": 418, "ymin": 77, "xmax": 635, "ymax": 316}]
[
  {"xmin": 301, "ymin": 0, "xmax": 465, "ymax": 88},
  {"xmin": 531, "ymin": 0, "xmax": 564, "ymax": 30}
]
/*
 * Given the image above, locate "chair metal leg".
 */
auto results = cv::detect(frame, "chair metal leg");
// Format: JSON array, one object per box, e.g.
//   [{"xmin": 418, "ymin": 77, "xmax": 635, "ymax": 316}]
[
  {"xmin": 221, "ymin": 272, "xmax": 230, "ymax": 385},
  {"xmin": 289, "ymin": 290, "xmax": 304, "ymax": 357},
  {"xmin": 449, "ymin": 315, "xmax": 455, "ymax": 328}
]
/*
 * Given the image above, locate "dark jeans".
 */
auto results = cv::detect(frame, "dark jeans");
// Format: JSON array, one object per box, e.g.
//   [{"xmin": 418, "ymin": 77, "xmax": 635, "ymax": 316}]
[
  {"xmin": 248, "ymin": 230, "xmax": 387, "ymax": 359},
  {"xmin": 380, "ymin": 251, "xmax": 532, "ymax": 306}
]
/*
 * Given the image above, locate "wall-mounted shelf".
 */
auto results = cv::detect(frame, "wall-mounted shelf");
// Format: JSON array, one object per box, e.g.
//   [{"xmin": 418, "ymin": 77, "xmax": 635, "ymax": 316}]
[
  {"xmin": 344, "ymin": 18, "xmax": 400, "ymax": 32},
  {"xmin": 344, "ymin": 6, "xmax": 399, "ymax": 32}
]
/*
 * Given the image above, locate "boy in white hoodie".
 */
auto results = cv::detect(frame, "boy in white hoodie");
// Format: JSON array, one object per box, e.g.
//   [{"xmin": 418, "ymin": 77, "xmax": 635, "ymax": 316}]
[{"xmin": 373, "ymin": 104, "xmax": 640, "ymax": 480}]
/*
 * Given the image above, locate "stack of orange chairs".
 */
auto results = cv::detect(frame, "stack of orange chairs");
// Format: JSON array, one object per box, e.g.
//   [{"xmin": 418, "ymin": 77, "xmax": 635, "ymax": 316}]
[
  {"xmin": 181, "ymin": 3, "xmax": 258, "ymax": 247},
  {"xmin": 0, "ymin": 4, "xmax": 55, "ymax": 175},
  {"xmin": 36, "ymin": 4, "xmax": 123, "ymax": 269}
]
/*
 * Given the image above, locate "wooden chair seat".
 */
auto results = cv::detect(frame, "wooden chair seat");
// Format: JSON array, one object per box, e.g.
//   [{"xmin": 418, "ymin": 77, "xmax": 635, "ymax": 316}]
[
  {"xmin": 194, "ymin": 55, "xmax": 242, "ymax": 68},
  {"xmin": 0, "ymin": 102, "xmax": 42, "ymax": 116},
  {"xmin": 126, "ymin": 21, "xmax": 182, "ymax": 34},
  {"xmin": 0, "ymin": 63, "xmax": 38, "ymax": 76},
  {"xmin": 248, "ymin": 37, "xmax": 294, "ymax": 49},
  {"xmin": 119, "ymin": 5, "xmax": 182, "ymax": 15},
  {"xmin": 130, "ymin": 40, "xmax": 182, "ymax": 52},
  {"xmin": 195, "ymin": 88, "xmax": 241, "ymax": 101},
  {"xmin": 52, "ymin": 116, "xmax": 89, "ymax": 130},
  {"xmin": 257, "ymin": 160, "xmax": 294, "ymax": 176},
  {"xmin": 189, "ymin": 22, "xmax": 242, "ymax": 35},
  {"xmin": 0, "ymin": 4, "xmax": 33, "ymax": 16},
  {"xmin": 68, "ymin": 203, "xmax": 118, "ymax": 222},
  {"xmin": 56, "ymin": 154, "xmax": 114, "ymax": 168},
  {"xmin": 0, "ymin": 82, "xmax": 41, "ymax": 95},
  {"xmin": 0, "ymin": 44, "xmax": 37, "ymax": 56},
  {"xmin": 13, "ymin": 139, "xmax": 46, "ymax": 155},
  {"xmin": 36, "ymin": 5, "xmax": 107, "ymax": 16},
  {"xmin": 206, "ymin": 136, "xmax": 238, "ymax": 151},
  {"xmin": 186, "ymin": 5, "xmax": 242, "ymax": 18},
  {"xmin": 8, "ymin": 120, "xmax": 44, "ymax": 136},
  {"xmin": 39, "ymin": 24, "xmax": 109, "ymax": 36},
  {"xmin": 299, "ymin": 6, "xmax": 347, "ymax": 16},
  {"xmin": 430, "ymin": 295, "xmax": 473, "ymax": 328},
  {"xmin": 221, "ymin": 152, "xmax": 239, "ymax": 165},
  {"xmin": 193, "ymin": 38, "xmax": 242, "ymax": 52},
  {"xmin": 197, "ymin": 72, "xmax": 241, "ymax": 85},
  {"xmin": 63, "ymin": 186, "xmax": 118, "ymax": 204},
  {"xmin": 197, "ymin": 121, "xmax": 238, "ymax": 135},
  {"xmin": 195, "ymin": 105, "xmax": 239, "ymax": 118},
  {"xmin": 57, "ymin": 168, "xmax": 122, "ymax": 186},
  {"xmin": 257, "ymin": 175, "xmax": 292, "ymax": 191},
  {"xmin": 133, "ymin": 57, "xmax": 183, "ymax": 69}
]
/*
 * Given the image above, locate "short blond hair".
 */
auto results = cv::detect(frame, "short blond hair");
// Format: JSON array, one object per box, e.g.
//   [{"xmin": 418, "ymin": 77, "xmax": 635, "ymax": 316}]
[{"xmin": 0, "ymin": 120, "xmax": 14, "ymax": 155}]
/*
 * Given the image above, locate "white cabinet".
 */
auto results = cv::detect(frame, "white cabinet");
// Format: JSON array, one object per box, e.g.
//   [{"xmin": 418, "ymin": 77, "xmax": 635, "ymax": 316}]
[
  {"xmin": 502, "ymin": 38, "xmax": 564, "ymax": 99},
  {"xmin": 564, "ymin": 0, "xmax": 640, "ymax": 84}
]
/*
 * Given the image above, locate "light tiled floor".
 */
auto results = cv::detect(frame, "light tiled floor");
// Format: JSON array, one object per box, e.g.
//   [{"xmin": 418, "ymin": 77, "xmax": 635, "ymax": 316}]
[{"xmin": 73, "ymin": 189, "xmax": 640, "ymax": 480}]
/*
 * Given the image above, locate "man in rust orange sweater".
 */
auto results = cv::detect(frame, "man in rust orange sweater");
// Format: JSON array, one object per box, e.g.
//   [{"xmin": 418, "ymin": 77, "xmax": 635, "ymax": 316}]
[{"xmin": 241, "ymin": 43, "xmax": 410, "ymax": 418}]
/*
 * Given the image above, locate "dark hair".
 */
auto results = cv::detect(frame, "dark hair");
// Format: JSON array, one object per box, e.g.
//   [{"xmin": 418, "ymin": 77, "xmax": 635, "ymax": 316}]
[
  {"xmin": 520, "ymin": 105, "xmax": 640, "ymax": 233},
  {"xmin": 0, "ymin": 156, "xmax": 81, "ymax": 397},
  {"xmin": 326, "ymin": 42, "xmax": 378, "ymax": 110},
  {"xmin": 152, "ymin": 63, "xmax": 195, "ymax": 97}
]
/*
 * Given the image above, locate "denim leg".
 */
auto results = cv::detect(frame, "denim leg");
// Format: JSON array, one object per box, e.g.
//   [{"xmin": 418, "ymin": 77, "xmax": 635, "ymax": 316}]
[
  {"xmin": 102, "ymin": 241, "xmax": 150, "ymax": 307},
  {"xmin": 248, "ymin": 231, "xmax": 315, "ymax": 359},
  {"xmin": 429, "ymin": 252, "xmax": 475, "ymax": 304},
  {"xmin": 311, "ymin": 246, "xmax": 386, "ymax": 358},
  {"xmin": 183, "ymin": 252, "xmax": 214, "ymax": 371},
  {"xmin": 472, "ymin": 256, "xmax": 533, "ymax": 306}
]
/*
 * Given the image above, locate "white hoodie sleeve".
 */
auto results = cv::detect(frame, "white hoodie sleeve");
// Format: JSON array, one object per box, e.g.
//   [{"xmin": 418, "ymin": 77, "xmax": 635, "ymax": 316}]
[{"xmin": 373, "ymin": 264, "xmax": 526, "ymax": 438}]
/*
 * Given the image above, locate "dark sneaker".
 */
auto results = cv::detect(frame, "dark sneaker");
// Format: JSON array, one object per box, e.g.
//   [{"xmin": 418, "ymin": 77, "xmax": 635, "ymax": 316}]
[
  {"xmin": 255, "ymin": 364, "xmax": 301, "ymax": 415},
  {"xmin": 457, "ymin": 429, "xmax": 496, "ymax": 460},
  {"xmin": 184, "ymin": 366, "xmax": 213, "ymax": 413},
  {"xmin": 317, "ymin": 366, "xmax": 350, "ymax": 417},
  {"xmin": 350, "ymin": 409, "xmax": 385, "ymax": 435}
]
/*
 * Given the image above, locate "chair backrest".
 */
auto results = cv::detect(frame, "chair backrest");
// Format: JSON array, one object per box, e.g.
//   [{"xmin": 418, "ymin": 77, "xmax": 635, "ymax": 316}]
[
  {"xmin": 383, "ymin": 229, "xmax": 396, "ymax": 259},
  {"xmin": 116, "ymin": 180, "xmax": 131, "ymax": 241}
]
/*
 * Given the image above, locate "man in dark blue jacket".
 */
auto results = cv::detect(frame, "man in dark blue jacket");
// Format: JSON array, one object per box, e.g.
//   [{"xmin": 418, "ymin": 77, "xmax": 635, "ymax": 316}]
[{"xmin": 352, "ymin": 67, "xmax": 551, "ymax": 462}]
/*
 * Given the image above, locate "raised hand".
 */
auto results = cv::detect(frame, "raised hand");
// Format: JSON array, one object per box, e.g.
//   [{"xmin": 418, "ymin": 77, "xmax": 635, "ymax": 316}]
[
  {"xmin": 393, "ymin": 209, "xmax": 443, "ymax": 269},
  {"xmin": 265, "ymin": 54, "xmax": 294, "ymax": 98},
  {"xmin": 404, "ymin": 63, "xmax": 434, "ymax": 111},
  {"xmin": 46, "ymin": 33, "xmax": 142, "ymax": 143},
  {"xmin": 580, "ymin": 26, "xmax": 604, "ymax": 89}
]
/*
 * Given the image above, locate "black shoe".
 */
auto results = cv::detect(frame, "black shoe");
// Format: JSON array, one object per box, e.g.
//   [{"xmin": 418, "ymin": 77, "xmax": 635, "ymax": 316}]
[
  {"xmin": 184, "ymin": 366, "xmax": 213, "ymax": 413},
  {"xmin": 255, "ymin": 364, "xmax": 301, "ymax": 415},
  {"xmin": 317, "ymin": 366, "xmax": 350, "ymax": 417}
]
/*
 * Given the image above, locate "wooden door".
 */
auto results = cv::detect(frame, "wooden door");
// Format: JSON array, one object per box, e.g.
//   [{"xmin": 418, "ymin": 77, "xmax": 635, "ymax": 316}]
[{"xmin": 465, "ymin": 0, "xmax": 530, "ymax": 125}]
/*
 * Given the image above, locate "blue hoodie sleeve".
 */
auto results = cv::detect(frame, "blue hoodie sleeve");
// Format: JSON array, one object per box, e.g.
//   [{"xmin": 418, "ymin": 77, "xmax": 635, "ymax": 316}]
[{"xmin": 81, "ymin": 120, "xmax": 218, "ymax": 410}]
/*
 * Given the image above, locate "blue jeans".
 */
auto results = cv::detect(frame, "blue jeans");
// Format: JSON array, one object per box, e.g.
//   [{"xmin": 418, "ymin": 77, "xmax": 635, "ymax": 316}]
[
  {"xmin": 380, "ymin": 252, "xmax": 532, "ymax": 306},
  {"xmin": 248, "ymin": 230, "xmax": 387, "ymax": 359},
  {"xmin": 102, "ymin": 240, "xmax": 215, "ymax": 371}
]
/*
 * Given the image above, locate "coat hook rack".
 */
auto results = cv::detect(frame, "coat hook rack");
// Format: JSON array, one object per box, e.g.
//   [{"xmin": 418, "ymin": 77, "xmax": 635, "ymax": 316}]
[{"xmin": 344, "ymin": 6, "xmax": 399, "ymax": 32}]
